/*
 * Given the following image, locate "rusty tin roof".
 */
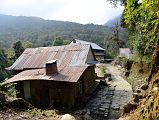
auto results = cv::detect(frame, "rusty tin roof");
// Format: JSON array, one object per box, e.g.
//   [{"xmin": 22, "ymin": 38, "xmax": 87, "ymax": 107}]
[
  {"xmin": 71, "ymin": 39, "xmax": 105, "ymax": 51},
  {"xmin": 6, "ymin": 66, "xmax": 88, "ymax": 83},
  {"xmin": 7, "ymin": 44, "xmax": 91, "ymax": 70}
]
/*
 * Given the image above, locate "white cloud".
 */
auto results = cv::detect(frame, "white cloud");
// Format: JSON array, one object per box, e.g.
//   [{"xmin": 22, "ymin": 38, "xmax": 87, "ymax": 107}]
[{"xmin": 0, "ymin": 0, "xmax": 123, "ymax": 24}]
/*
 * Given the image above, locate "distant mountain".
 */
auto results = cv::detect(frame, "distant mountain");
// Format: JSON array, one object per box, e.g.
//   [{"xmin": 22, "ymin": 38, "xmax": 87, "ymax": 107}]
[
  {"xmin": 104, "ymin": 14, "xmax": 122, "ymax": 27},
  {"xmin": 0, "ymin": 14, "xmax": 128, "ymax": 50}
]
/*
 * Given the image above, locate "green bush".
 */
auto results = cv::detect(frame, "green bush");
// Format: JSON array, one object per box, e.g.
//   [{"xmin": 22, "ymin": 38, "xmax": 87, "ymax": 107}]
[
  {"xmin": 0, "ymin": 81, "xmax": 16, "ymax": 97},
  {"xmin": 99, "ymin": 65, "xmax": 106, "ymax": 77}
]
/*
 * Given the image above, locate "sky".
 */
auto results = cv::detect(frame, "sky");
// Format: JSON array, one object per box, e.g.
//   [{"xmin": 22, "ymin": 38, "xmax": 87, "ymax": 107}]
[{"xmin": 0, "ymin": 0, "xmax": 124, "ymax": 25}]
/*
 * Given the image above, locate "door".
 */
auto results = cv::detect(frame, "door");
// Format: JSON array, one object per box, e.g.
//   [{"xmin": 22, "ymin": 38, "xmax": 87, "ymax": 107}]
[{"xmin": 23, "ymin": 81, "xmax": 31, "ymax": 99}]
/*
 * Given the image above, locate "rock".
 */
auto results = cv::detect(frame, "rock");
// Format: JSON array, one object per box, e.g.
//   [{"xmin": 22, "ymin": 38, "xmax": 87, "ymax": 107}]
[
  {"xmin": 133, "ymin": 93, "xmax": 140, "ymax": 103},
  {"xmin": 141, "ymin": 84, "xmax": 149, "ymax": 90},
  {"xmin": 114, "ymin": 106, "xmax": 120, "ymax": 110},
  {"xmin": 123, "ymin": 102, "xmax": 138, "ymax": 114},
  {"xmin": 99, "ymin": 107, "xmax": 105, "ymax": 111},
  {"xmin": 103, "ymin": 100, "xmax": 111, "ymax": 104},
  {"xmin": 136, "ymin": 89, "xmax": 141, "ymax": 93},
  {"xmin": 60, "ymin": 114, "xmax": 76, "ymax": 120},
  {"xmin": 83, "ymin": 112, "xmax": 93, "ymax": 120},
  {"xmin": 105, "ymin": 73, "xmax": 111, "ymax": 78},
  {"xmin": 111, "ymin": 103, "xmax": 120, "ymax": 110},
  {"xmin": 101, "ymin": 104, "xmax": 110, "ymax": 109},
  {"xmin": 107, "ymin": 91, "xmax": 114, "ymax": 95},
  {"xmin": 11, "ymin": 98, "xmax": 33, "ymax": 109}
]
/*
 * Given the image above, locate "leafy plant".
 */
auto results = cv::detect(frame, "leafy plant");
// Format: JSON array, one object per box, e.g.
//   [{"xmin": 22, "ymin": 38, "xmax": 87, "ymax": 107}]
[
  {"xmin": 99, "ymin": 65, "xmax": 106, "ymax": 77},
  {"xmin": 123, "ymin": 0, "xmax": 159, "ymax": 63},
  {"xmin": 0, "ymin": 81, "xmax": 16, "ymax": 97}
]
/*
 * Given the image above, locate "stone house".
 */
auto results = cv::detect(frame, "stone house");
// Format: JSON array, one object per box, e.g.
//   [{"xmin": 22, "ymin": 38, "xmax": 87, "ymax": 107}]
[
  {"xmin": 118, "ymin": 48, "xmax": 132, "ymax": 59},
  {"xmin": 6, "ymin": 44, "xmax": 97, "ymax": 108}
]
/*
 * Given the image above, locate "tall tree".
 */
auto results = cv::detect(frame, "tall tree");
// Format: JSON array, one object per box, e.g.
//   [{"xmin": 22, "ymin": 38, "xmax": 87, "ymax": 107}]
[
  {"xmin": 13, "ymin": 41, "xmax": 24, "ymax": 60},
  {"xmin": 0, "ymin": 47, "xmax": 10, "ymax": 82},
  {"xmin": 112, "ymin": 20, "xmax": 124, "ymax": 53},
  {"xmin": 22, "ymin": 41, "xmax": 33, "ymax": 49}
]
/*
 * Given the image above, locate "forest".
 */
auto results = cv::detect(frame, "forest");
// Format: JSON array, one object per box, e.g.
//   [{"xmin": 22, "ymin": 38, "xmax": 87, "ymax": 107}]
[
  {"xmin": 0, "ymin": 14, "xmax": 128, "ymax": 48},
  {"xmin": 0, "ymin": 14, "xmax": 128, "ymax": 83}
]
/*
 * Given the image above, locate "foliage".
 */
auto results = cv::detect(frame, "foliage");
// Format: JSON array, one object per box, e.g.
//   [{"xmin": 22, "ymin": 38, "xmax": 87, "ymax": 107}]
[
  {"xmin": 13, "ymin": 41, "xmax": 24, "ymax": 60},
  {"xmin": 123, "ymin": 0, "xmax": 159, "ymax": 63},
  {"xmin": 103, "ymin": 15, "xmax": 129, "ymax": 57},
  {"xmin": 0, "ymin": 14, "xmax": 128, "ymax": 56},
  {"xmin": 22, "ymin": 41, "xmax": 33, "ymax": 49},
  {"xmin": 105, "ymin": 51, "xmax": 117, "ymax": 59},
  {"xmin": 99, "ymin": 65, "xmax": 106, "ymax": 77},
  {"xmin": 53, "ymin": 36, "xmax": 70, "ymax": 46},
  {"xmin": 0, "ymin": 81, "xmax": 16, "ymax": 97},
  {"xmin": 0, "ymin": 46, "xmax": 11, "ymax": 82},
  {"xmin": 106, "ymin": 0, "xmax": 125, "ymax": 7},
  {"xmin": 107, "ymin": 0, "xmax": 159, "ymax": 63}
]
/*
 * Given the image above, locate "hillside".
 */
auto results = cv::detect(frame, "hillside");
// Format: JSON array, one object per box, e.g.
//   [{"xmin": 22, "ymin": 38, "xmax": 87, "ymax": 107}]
[
  {"xmin": 104, "ymin": 14, "xmax": 122, "ymax": 27},
  {"xmin": 0, "ymin": 14, "xmax": 128, "ymax": 49}
]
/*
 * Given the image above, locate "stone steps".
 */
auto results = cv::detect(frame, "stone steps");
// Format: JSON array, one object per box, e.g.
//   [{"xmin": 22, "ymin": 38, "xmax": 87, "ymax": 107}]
[{"xmin": 86, "ymin": 85, "xmax": 115, "ymax": 119}]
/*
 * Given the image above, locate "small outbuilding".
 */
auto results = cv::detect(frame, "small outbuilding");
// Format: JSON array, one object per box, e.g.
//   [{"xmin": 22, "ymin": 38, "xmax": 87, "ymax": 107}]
[
  {"xmin": 71, "ymin": 39, "xmax": 105, "ymax": 61},
  {"xmin": 6, "ymin": 44, "xmax": 97, "ymax": 108},
  {"xmin": 118, "ymin": 48, "xmax": 132, "ymax": 59}
]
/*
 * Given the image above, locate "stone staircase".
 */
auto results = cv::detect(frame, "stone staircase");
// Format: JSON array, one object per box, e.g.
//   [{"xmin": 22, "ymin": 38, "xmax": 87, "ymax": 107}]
[{"xmin": 86, "ymin": 85, "xmax": 115, "ymax": 120}]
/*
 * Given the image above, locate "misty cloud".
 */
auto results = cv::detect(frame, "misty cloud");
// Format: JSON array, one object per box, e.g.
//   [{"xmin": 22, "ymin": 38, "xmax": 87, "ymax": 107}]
[{"xmin": 0, "ymin": 0, "xmax": 123, "ymax": 24}]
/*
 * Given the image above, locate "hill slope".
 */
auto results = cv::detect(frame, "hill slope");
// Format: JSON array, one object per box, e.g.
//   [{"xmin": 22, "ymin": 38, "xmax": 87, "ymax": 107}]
[
  {"xmin": 104, "ymin": 14, "xmax": 122, "ymax": 27},
  {"xmin": 0, "ymin": 14, "xmax": 128, "ymax": 50}
]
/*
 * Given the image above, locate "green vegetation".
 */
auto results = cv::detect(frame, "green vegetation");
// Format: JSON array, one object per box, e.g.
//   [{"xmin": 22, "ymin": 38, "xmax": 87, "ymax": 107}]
[
  {"xmin": 0, "ymin": 46, "xmax": 11, "ymax": 82},
  {"xmin": 53, "ymin": 36, "xmax": 71, "ymax": 46},
  {"xmin": 0, "ymin": 40, "xmax": 29, "ymax": 84},
  {"xmin": 107, "ymin": 1, "xmax": 159, "ymax": 119},
  {"xmin": 123, "ymin": 0, "xmax": 159, "ymax": 63},
  {"xmin": 107, "ymin": 0, "xmax": 159, "ymax": 63},
  {"xmin": 13, "ymin": 41, "xmax": 24, "ymax": 60},
  {"xmin": 0, "ymin": 82, "xmax": 15, "ymax": 97},
  {"xmin": 99, "ymin": 65, "xmax": 106, "ymax": 77},
  {"xmin": 0, "ymin": 14, "xmax": 128, "ymax": 56}
]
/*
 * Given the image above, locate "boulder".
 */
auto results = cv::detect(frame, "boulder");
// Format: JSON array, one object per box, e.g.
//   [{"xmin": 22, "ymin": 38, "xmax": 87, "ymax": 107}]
[{"xmin": 60, "ymin": 114, "xmax": 76, "ymax": 120}]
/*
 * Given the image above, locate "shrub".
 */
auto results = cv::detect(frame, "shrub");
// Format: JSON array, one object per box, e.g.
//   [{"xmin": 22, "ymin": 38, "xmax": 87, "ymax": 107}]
[{"xmin": 99, "ymin": 65, "xmax": 106, "ymax": 77}]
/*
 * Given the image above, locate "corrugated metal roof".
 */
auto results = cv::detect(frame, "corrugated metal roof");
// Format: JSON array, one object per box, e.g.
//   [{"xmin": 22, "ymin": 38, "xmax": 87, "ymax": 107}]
[
  {"xmin": 71, "ymin": 39, "xmax": 105, "ymax": 51},
  {"xmin": 6, "ymin": 66, "xmax": 88, "ymax": 83},
  {"xmin": 8, "ymin": 44, "xmax": 91, "ymax": 70}
]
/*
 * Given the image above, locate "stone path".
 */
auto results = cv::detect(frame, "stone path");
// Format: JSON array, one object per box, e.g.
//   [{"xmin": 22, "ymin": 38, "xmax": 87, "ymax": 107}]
[
  {"xmin": 84, "ymin": 64, "xmax": 133, "ymax": 120},
  {"xmin": 105, "ymin": 64, "xmax": 133, "ymax": 119},
  {"xmin": 86, "ymin": 85, "xmax": 115, "ymax": 120}
]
